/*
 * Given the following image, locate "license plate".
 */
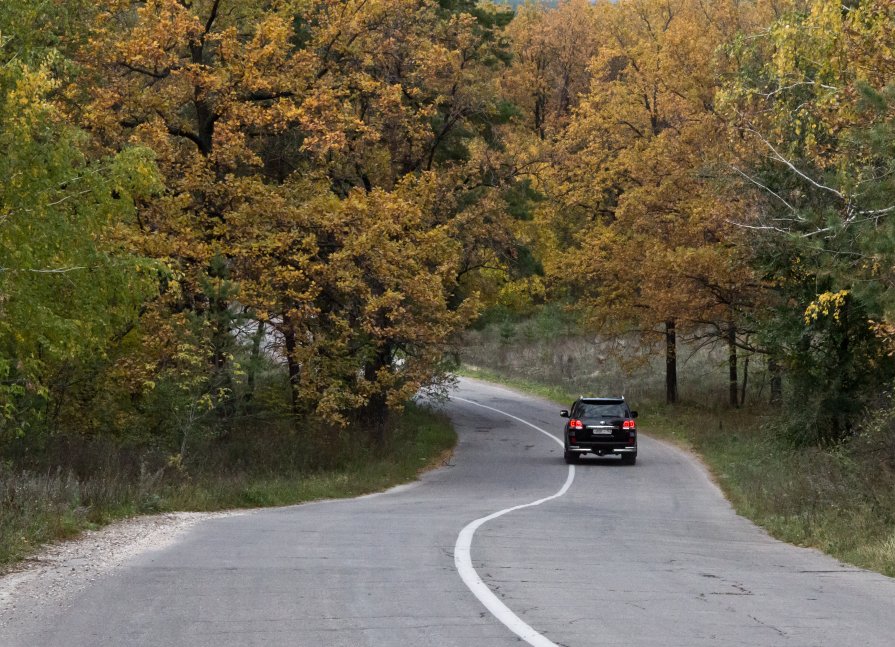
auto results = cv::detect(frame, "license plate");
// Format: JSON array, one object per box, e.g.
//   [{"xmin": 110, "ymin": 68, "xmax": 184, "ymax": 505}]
[{"xmin": 592, "ymin": 429, "xmax": 612, "ymax": 435}]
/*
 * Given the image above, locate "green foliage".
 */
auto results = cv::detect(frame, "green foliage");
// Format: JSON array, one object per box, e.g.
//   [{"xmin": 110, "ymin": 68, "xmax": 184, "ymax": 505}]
[
  {"xmin": 0, "ymin": 0, "xmax": 96, "ymax": 62},
  {"xmin": 0, "ymin": 59, "xmax": 161, "ymax": 439},
  {"xmin": 722, "ymin": 0, "xmax": 895, "ymax": 443},
  {"xmin": 748, "ymin": 235, "xmax": 893, "ymax": 444}
]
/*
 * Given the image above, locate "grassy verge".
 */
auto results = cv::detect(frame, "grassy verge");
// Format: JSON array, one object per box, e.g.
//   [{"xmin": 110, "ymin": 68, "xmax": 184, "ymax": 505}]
[
  {"xmin": 0, "ymin": 403, "xmax": 455, "ymax": 570},
  {"xmin": 459, "ymin": 365, "xmax": 895, "ymax": 577}
]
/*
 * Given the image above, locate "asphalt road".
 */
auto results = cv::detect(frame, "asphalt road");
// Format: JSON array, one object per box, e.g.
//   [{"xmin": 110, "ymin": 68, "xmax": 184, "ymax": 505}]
[{"xmin": 4, "ymin": 378, "xmax": 895, "ymax": 646}]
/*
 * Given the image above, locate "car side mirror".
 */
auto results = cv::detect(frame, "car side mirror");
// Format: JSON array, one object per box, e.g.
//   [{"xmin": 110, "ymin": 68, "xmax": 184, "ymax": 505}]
[
  {"xmin": 631, "ymin": 411, "xmax": 639, "ymax": 419},
  {"xmin": 560, "ymin": 410, "xmax": 569, "ymax": 418}
]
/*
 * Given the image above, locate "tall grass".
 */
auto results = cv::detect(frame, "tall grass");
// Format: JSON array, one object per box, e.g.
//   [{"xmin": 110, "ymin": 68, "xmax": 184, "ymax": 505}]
[
  {"xmin": 648, "ymin": 403, "xmax": 895, "ymax": 577},
  {"xmin": 0, "ymin": 403, "xmax": 455, "ymax": 569}
]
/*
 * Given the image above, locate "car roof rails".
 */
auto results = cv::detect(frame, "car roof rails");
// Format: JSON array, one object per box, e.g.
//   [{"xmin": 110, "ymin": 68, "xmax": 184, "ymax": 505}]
[{"xmin": 580, "ymin": 395, "xmax": 625, "ymax": 401}]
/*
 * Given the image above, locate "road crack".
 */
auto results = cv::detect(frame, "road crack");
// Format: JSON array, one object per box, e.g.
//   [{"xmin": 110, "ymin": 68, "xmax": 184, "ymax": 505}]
[{"xmin": 749, "ymin": 614, "xmax": 788, "ymax": 638}]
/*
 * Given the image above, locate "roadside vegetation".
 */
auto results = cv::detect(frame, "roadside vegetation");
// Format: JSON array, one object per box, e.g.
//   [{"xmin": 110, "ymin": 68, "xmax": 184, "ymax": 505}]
[
  {"xmin": 2, "ymin": 0, "xmax": 895, "ymax": 576},
  {"xmin": 0, "ymin": 403, "xmax": 455, "ymax": 568},
  {"xmin": 1, "ymin": 0, "xmax": 503, "ymax": 566},
  {"xmin": 460, "ymin": 315, "xmax": 895, "ymax": 577},
  {"xmin": 453, "ymin": 0, "xmax": 895, "ymax": 577}
]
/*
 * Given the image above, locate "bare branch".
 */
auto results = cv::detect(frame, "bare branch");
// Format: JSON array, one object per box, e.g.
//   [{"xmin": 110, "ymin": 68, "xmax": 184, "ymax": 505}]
[
  {"xmin": 726, "ymin": 219, "xmax": 836, "ymax": 239},
  {"xmin": 204, "ymin": 0, "xmax": 222, "ymax": 37},
  {"xmin": 724, "ymin": 220, "xmax": 790, "ymax": 235},
  {"xmin": 617, "ymin": 119, "xmax": 644, "ymax": 138},
  {"xmin": 742, "ymin": 125, "xmax": 845, "ymax": 200},
  {"xmin": 243, "ymin": 90, "xmax": 295, "ymax": 102},
  {"xmin": 117, "ymin": 61, "xmax": 171, "ymax": 80},
  {"xmin": 759, "ymin": 80, "xmax": 838, "ymax": 99},
  {"xmin": 858, "ymin": 205, "xmax": 895, "ymax": 218},
  {"xmin": 728, "ymin": 164, "xmax": 795, "ymax": 212},
  {"xmin": 0, "ymin": 266, "xmax": 87, "ymax": 274}
]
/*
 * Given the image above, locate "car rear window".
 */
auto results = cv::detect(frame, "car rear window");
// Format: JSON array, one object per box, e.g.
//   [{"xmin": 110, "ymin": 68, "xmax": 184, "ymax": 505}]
[{"xmin": 578, "ymin": 401, "xmax": 627, "ymax": 418}]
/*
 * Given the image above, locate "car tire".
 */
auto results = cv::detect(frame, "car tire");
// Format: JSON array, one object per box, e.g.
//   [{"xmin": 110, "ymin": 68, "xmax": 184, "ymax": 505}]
[
  {"xmin": 563, "ymin": 450, "xmax": 579, "ymax": 464},
  {"xmin": 620, "ymin": 454, "xmax": 637, "ymax": 465}
]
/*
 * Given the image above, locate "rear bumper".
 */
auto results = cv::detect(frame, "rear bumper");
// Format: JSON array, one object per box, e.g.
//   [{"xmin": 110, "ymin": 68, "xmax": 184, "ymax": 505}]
[{"xmin": 567, "ymin": 445, "xmax": 636, "ymax": 454}]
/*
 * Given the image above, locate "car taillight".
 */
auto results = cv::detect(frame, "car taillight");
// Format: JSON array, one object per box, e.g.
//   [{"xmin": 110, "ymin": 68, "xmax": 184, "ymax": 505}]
[
  {"xmin": 569, "ymin": 419, "xmax": 584, "ymax": 430},
  {"xmin": 623, "ymin": 419, "xmax": 636, "ymax": 430}
]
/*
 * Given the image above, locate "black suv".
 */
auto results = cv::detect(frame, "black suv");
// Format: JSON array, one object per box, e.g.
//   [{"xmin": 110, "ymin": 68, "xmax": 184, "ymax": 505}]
[{"xmin": 561, "ymin": 397, "xmax": 638, "ymax": 465}]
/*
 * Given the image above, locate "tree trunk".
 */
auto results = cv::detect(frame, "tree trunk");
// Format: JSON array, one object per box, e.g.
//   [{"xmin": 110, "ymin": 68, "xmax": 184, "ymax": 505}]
[
  {"xmin": 246, "ymin": 320, "xmax": 265, "ymax": 403},
  {"xmin": 362, "ymin": 343, "xmax": 393, "ymax": 444},
  {"xmin": 534, "ymin": 92, "xmax": 546, "ymax": 140},
  {"xmin": 769, "ymin": 357, "xmax": 782, "ymax": 405},
  {"xmin": 665, "ymin": 320, "xmax": 678, "ymax": 404},
  {"xmin": 728, "ymin": 323, "xmax": 739, "ymax": 408},
  {"xmin": 283, "ymin": 323, "xmax": 300, "ymax": 416},
  {"xmin": 740, "ymin": 355, "xmax": 749, "ymax": 407}
]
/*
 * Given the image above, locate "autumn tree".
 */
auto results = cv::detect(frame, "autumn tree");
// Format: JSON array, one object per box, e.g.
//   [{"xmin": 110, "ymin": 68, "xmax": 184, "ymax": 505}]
[
  {"xmin": 78, "ymin": 0, "xmax": 518, "ymax": 434},
  {"xmin": 82, "ymin": 0, "xmax": 312, "ymax": 381},
  {"xmin": 503, "ymin": 0, "xmax": 598, "ymax": 140},
  {"xmin": 535, "ymin": 0, "xmax": 772, "ymax": 404},
  {"xmin": 262, "ymin": 0, "xmax": 517, "ymax": 426}
]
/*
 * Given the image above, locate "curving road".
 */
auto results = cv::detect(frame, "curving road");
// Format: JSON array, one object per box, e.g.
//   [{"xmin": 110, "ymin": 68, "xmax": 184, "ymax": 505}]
[{"xmin": 3, "ymin": 378, "xmax": 895, "ymax": 646}]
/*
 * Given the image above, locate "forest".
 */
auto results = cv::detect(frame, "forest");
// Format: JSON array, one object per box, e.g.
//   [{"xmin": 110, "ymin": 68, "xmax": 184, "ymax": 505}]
[{"xmin": 1, "ymin": 0, "xmax": 894, "ymax": 561}]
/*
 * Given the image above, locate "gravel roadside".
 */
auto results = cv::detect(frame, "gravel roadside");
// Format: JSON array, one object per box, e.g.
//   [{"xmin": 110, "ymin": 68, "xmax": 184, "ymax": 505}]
[{"xmin": 0, "ymin": 510, "xmax": 244, "ymax": 629}]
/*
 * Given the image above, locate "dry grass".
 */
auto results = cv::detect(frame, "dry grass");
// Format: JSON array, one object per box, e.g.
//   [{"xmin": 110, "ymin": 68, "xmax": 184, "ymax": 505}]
[
  {"xmin": 0, "ymin": 404, "xmax": 456, "ymax": 569},
  {"xmin": 647, "ymin": 404, "xmax": 895, "ymax": 577}
]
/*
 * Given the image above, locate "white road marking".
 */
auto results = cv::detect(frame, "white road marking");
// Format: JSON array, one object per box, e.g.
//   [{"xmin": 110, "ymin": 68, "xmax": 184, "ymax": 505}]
[{"xmin": 452, "ymin": 396, "xmax": 574, "ymax": 647}]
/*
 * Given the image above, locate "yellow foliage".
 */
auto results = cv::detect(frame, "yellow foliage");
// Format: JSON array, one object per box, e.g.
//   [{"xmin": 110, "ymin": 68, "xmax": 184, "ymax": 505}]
[
  {"xmin": 805, "ymin": 290, "xmax": 850, "ymax": 324},
  {"xmin": 74, "ymin": 0, "xmax": 511, "ymax": 423},
  {"xmin": 535, "ymin": 0, "xmax": 767, "ymax": 337}
]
